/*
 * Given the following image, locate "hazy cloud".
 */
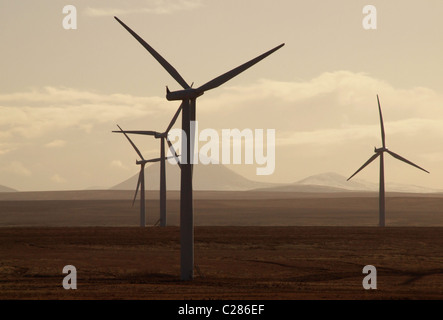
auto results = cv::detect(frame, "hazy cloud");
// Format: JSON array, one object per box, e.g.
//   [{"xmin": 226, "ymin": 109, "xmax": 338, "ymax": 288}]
[
  {"xmin": 1, "ymin": 71, "xmax": 442, "ymax": 190},
  {"xmin": 2, "ymin": 71, "xmax": 443, "ymax": 150},
  {"xmin": 85, "ymin": 0, "xmax": 204, "ymax": 17},
  {"xmin": 51, "ymin": 174, "xmax": 67, "ymax": 184},
  {"xmin": 0, "ymin": 86, "xmax": 164, "ymax": 140},
  {"xmin": 0, "ymin": 144, "xmax": 13, "ymax": 155},
  {"xmin": 276, "ymin": 118, "xmax": 443, "ymax": 147},
  {"xmin": 45, "ymin": 140, "xmax": 67, "ymax": 148},
  {"xmin": 110, "ymin": 160, "xmax": 130, "ymax": 170},
  {"xmin": 2, "ymin": 161, "xmax": 32, "ymax": 177},
  {"xmin": 202, "ymin": 71, "xmax": 443, "ymax": 116}
]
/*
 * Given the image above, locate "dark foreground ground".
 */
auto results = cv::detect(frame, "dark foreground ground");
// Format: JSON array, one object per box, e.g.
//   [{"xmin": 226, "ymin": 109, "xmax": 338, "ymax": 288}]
[{"xmin": 0, "ymin": 226, "xmax": 441, "ymax": 299}]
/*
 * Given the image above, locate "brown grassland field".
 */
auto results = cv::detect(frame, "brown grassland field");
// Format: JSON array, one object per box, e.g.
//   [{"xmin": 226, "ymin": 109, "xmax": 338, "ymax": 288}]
[{"xmin": 0, "ymin": 190, "xmax": 442, "ymax": 300}]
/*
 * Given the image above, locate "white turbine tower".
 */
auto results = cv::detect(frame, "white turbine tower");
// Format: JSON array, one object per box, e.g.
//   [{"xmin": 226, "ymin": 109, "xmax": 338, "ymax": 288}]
[{"xmin": 347, "ymin": 95, "xmax": 429, "ymax": 227}]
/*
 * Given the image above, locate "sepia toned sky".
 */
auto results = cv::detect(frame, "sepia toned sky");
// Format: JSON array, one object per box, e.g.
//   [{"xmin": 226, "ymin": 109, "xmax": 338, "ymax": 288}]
[{"xmin": 1, "ymin": 0, "xmax": 443, "ymax": 191}]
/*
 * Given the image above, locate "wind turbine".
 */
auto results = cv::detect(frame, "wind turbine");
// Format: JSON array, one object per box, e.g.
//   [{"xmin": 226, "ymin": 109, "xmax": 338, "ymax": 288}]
[
  {"xmin": 114, "ymin": 16, "xmax": 284, "ymax": 280},
  {"xmin": 116, "ymin": 125, "xmax": 172, "ymax": 227},
  {"xmin": 113, "ymin": 105, "xmax": 182, "ymax": 227},
  {"xmin": 347, "ymin": 95, "xmax": 429, "ymax": 227}
]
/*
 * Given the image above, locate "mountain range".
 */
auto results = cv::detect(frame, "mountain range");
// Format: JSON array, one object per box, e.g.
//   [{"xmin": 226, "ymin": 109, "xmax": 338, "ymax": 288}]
[
  {"xmin": 111, "ymin": 161, "xmax": 278, "ymax": 191},
  {"xmin": 110, "ymin": 162, "xmax": 441, "ymax": 193},
  {"xmin": 1, "ymin": 162, "xmax": 437, "ymax": 193},
  {"xmin": 254, "ymin": 172, "xmax": 441, "ymax": 193},
  {"xmin": 0, "ymin": 185, "xmax": 17, "ymax": 192}
]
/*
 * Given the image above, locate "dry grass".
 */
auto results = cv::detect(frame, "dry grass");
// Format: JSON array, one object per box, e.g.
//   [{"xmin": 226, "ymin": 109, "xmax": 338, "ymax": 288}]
[
  {"xmin": 0, "ymin": 191, "xmax": 442, "ymax": 299},
  {"xmin": 0, "ymin": 226, "xmax": 441, "ymax": 299}
]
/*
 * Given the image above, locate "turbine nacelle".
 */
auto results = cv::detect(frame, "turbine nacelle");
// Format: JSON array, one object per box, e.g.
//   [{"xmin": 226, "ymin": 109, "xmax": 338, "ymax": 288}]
[
  {"xmin": 374, "ymin": 147, "xmax": 388, "ymax": 153},
  {"xmin": 136, "ymin": 156, "xmax": 173, "ymax": 165},
  {"xmin": 136, "ymin": 157, "xmax": 162, "ymax": 165},
  {"xmin": 166, "ymin": 86, "xmax": 204, "ymax": 101}
]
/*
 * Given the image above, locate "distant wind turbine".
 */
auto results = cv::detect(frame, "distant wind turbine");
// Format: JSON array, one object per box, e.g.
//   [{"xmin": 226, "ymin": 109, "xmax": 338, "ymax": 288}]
[
  {"xmin": 113, "ymin": 105, "xmax": 182, "ymax": 227},
  {"xmin": 115, "ymin": 125, "xmax": 173, "ymax": 227},
  {"xmin": 114, "ymin": 16, "xmax": 284, "ymax": 280},
  {"xmin": 347, "ymin": 95, "xmax": 429, "ymax": 227}
]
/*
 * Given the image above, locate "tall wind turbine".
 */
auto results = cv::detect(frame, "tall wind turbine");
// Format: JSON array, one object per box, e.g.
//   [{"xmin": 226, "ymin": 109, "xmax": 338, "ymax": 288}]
[
  {"xmin": 116, "ymin": 125, "xmax": 168, "ymax": 227},
  {"xmin": 113, "ymin": 105, "xmax": 182, "ymax": 227},
  {"xmin": 347, "ymin": 95, "xmax": 429, "ymax": 227},
  {"xmin": 114, "ymin": 16, "xmax": 284, "ymax": 280}
]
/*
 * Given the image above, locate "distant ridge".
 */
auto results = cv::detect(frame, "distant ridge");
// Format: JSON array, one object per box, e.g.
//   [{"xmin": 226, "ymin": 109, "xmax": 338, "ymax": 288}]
[
  {"xmin": 111, "ymin": 167, "xmax": 440, "ymax": 194},
  {"xmin": 0, "ymin": 185, "xmax": 17, "ymax": 192},
  {"xmin": 253, "ymin": 172, "xmax": 441, "ymax": 193},
  {"xmin": 111, "ymin": 161, "xmax": 279, "ymax": 191},
  {"xmin": 296, "ymin": 172, "xmax": 375, "ymax": 191},
  {"xmin": 251, "ymin": 184, "xmax": 350, "ymax": 193}
]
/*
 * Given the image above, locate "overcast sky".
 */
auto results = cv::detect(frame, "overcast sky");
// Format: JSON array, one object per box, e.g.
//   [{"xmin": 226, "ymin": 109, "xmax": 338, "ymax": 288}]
[{"xmin": 1, "ymin": 0, "xmax": 442, "ymax": 191}]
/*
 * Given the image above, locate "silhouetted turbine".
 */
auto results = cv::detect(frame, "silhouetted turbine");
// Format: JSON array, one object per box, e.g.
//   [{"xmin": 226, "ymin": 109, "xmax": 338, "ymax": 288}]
[
  {"xmin": 113, "ymin": 105, "xmax": 182, "ymax": 227},
  {"xmin": 115, "ymin": 16, "xmax": 284, "ymax": 280},
  {"xmin": 113, "ymin": 105, "xmax": 181, "ymax": 227},
  {"xmin": 347, "ymin": 95, "xmax": 429, "ymax": 227},
  {"xmin": 115, "ymin": 125, "xmax": 173, "ymax": 227}
]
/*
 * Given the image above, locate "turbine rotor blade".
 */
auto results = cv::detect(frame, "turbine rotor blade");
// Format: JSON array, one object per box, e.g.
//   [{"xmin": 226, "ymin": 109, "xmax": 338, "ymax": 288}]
[
  {"xmin": 113, "ymin": 130, "xmax": 159, "ymax": 136},
  {"xmin": 386, "ymin": 150, "xmax": 430, "ymax": 174},
  {"xmin": 146, "ymin": 157, "xmax": 163, "ymax": 163},
  {"xmin": 116, "ymin": 125, "xmax": 145, "ymax": 161},
  {"xmin": 166, "ymin": 136, "xmax": 181, "ymax": 167},
  {"xmin": 347, "ymin": 153, "xmax": 380, "ymax": 181},
  {"xmin": 165, "ymin": 102, "xmax": 183, "ymax": 134},
  {"xmin": 139, "ymin": 157, "xmax": 163, "ymax": 164},
  {"xmin": 377, "ymin": 95, "xmax": 386, "ymax": 148},
  {"xmin": 196, "ymin": 43, "xmax": 285, "ymax": 93},
  {"xmin": 114, "ymin": 17, "xmax": 190, "ymax": 89},
  {"xmin": 132, "ymin": 168, "xmax": 143, "ymax": 206}
]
